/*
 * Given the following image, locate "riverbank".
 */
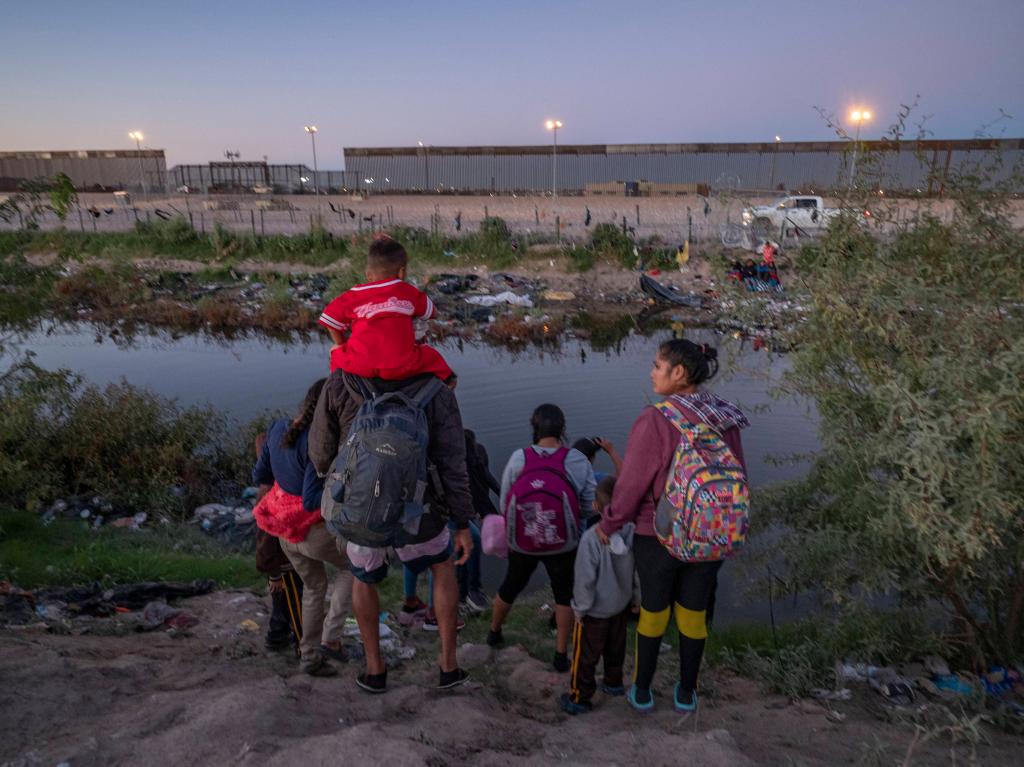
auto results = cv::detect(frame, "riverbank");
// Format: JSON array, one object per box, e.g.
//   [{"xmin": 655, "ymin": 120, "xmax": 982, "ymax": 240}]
[{"xmin": 2, "ymin": 582, "xmax": 1018, "ymax": 766}]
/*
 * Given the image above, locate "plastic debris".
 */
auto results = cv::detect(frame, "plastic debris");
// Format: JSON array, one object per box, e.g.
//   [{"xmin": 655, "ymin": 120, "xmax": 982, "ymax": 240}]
[
  {"xmin": 238, "ymin": 619, "xmax": 260, "ymax": 632},
  {"xmin": 465, "ymin": 291, "xmax": 533, "ymax": 308}
]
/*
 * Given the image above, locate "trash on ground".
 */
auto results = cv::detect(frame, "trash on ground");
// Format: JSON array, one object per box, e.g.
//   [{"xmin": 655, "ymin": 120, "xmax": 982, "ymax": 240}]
[
  {"xmin": 541, "ymin": 290, "xmax": 575, "ymax": 301},
  {"xmin": 465, "ymin": 291, "xmax": 533, "ymax": 308},
  {"xmin": 238, "ymin": 619, "xmax": 260, "ymax": 633},
  {"xmin": 639, "ymin": 274, "xmax": 703, "ymax": 308},
  {"xmin": 810, "ymin": 688, "xmax": 853, "ymax": 701}
]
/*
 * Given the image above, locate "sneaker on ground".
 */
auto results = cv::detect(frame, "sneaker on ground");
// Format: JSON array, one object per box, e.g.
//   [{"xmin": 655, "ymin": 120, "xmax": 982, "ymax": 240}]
[
  {"xmin": 486, "ymin": 628, "xmax": 504, "ymax": 647},
  {"xmin": 673, "ymin": 684, "xmax": 698, "ymax": 714},
  {"xmin": 401, "ymin": 596, "xmax": 428, "ymax": 615},
  {"xmin": 264, "ymin": 635, "xmax": 293, "ymax": 652},
  {"xmin": 599, "ymin": 683, "xmax": 626, "ymax": 696},
  {"xmin": 464, "ymin": 589, "xmax": 490, "ymax": 613},
  {"xmin": 318, "ymin": 644, "xmax": 349, "ymax": 663},
  {"xmin": 301, "ymin": 656, "xmax": 337, "ymax": 677},
  {"xmin": 356, "ymin": 669, "xmax": 388, "ymax": 694},
  {"xmin": 422, "ymin": 609, "xmax": 465, "ymax": 632},
  {"xmin": 627, "ymin": 684, "xmax": 655, "ymax": 713},
  {"xmin": 438, "ymin": 667, "xmax": 469, "ymax": 690},
  {"xmin": 559, "ymin": 692, "xmax": 593, "ymax": 715},
  {"xmin": 553, "ymin": 652, "xmax": 570, "ymax": 673}
]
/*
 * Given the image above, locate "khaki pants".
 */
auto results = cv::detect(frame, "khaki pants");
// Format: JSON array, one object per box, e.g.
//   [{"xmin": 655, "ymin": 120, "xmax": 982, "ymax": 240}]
[{"xmin": 280, "ymin": 523, "xmax": 353, "ymax": 661}]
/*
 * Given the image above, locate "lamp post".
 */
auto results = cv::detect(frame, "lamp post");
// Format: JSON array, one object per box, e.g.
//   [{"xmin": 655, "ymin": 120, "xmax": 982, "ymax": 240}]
[
  {"xmin": 849, "ymin": 109, "xmax": 872, "ymax": 188},
  {"xmin": 769, "ymin": 135, "xmax": 781, "ymax": 191},
  {"xmin": 128, "ymin": 131, "xmax": 147, "ymax": 197},
  {"xmin": 545, "ymin": 119, "xmax": 563, "ymax": 198},
  {"xmin": 304, "ymin": 125, "xmax": 320, "ymax": 219},
  {"xmin": 418, "ymin": 140, "xmax": 429, "ymax": 192}
]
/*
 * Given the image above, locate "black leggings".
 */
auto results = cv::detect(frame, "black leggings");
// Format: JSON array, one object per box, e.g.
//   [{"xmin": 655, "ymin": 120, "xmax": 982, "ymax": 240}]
[
  {"xmin": 633, "ymin": 535, "xmax": 722, "ymax": 697},
  {"xmin": 497, "ymin": 549, "xmax": 576, "ymax": 606}
]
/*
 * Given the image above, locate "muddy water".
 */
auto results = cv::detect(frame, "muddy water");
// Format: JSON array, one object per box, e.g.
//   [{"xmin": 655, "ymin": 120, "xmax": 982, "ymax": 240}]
[{"xmin": 20, "ymin": 323, "xmax": 818, "ymax": 625}]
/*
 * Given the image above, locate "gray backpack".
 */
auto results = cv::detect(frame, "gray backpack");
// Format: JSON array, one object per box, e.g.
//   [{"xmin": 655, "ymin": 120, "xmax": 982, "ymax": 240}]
[{"xmin": 322, "ymin": 376, "xmax": 444, "ymax": 548}]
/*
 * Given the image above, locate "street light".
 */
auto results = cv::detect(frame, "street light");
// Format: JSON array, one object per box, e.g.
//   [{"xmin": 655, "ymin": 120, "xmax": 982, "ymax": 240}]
[
  {"xmin": 769, "ymin": 135, "xmax": 782, "ymax": 191},
  {"xmin": 418, "ymin": 140, "xmax": 429, "ymax": 191},
  {"xmin": 545, "ymin": 119, "xmax": 563, "ymax": 198},
  {"xmin": 849, "ymin": 109, "xmax": 872, "ymax": 188},
  {"xmin": 128, "ymin": 131, "xmax": 147, "ymax": 197},
  {"xmin": 304, "ymin": 125, "xmax": 320, "ymax": 218}
]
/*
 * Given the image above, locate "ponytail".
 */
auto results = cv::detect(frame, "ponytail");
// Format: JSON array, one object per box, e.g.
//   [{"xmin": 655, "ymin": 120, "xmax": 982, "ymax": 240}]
[{"xmin": 658, "ymin": 339, "xmax": 719, "ymax": 386}]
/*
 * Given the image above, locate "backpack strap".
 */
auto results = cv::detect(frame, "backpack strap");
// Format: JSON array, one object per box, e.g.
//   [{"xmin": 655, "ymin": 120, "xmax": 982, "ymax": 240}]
[
  {"xmin": 349, "ymin": 375, "xmax": 378, "ymax": 402},
  {"xmin": 410, "ymin": 376, "xmax": 445, "ymax": 410},
  {"xmin": 653, "ymin": 400, "xmax": 696, "ymax": 436}
]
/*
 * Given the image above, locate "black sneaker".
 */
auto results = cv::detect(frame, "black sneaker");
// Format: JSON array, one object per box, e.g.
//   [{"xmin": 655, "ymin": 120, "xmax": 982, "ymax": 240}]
[
  {"xmin": 486, "ymin": 628, "xmax": 504, "ymax": 647},
  {"xmin": 464, "ymin": 589, "xmax": 490, "ymax": 614},
  {"xmin": 356, "ymin": 669, "xmax": 388, "ymax": 694},
  {"xmin": 264, "ymin": 635, "xmax": 293, "ymax": 652},
  {"xmin": 553, "ymin": 652, "xmax": 570, "ymax": 673},
  {"xmin": 438, "ymin": 667, "xmax": 469, "ymax": 690}
]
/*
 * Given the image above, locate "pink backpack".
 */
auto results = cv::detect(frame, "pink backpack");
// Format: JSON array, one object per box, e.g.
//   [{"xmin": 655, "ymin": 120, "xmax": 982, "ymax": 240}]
[
  {"xmin": 481, "ymin": 513, "xmax": 508, "ymax": 558},
  {"xmin": 505, "ymin": 446, "xmax": 581, "ymax": 555}
]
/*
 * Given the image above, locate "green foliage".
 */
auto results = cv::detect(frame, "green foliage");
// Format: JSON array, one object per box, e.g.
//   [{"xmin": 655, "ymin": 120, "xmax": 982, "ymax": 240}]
[
  {"xmin": 758, "ymin": 130, "xmax": 1024, "ymax": 666},
  {"xmin": 590, "ymin": 222, "xmax": 635, "ymax": 268},
  {"xmin": 0, "ymin": 254, "xmax": 58, "ymax": 330},
  {"xmin": 48, "ymin": 173, "xmax": 78, "ymax": 223},
  {"xmin": 0, "ymin": 509, "xmax": 259, "ymax": 589},
  {"xmin": 478, "ymin": 215, "xmax": 511, "ymax": 243},
  {"xmin": 0, "ymin": 363, "xmax": 247, "ymax": 518}
]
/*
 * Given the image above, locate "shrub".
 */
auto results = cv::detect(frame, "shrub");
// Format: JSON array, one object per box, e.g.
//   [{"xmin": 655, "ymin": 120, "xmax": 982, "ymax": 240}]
[
  {"xmin": 590, "ymin": 222, "xmax": 634, "ymax": 268},
  {"xmin": 0, "ymin": 362, "xmax": 246, "ymax": 517},
  {"xmin": 758, "ymin": 126, "xmax": 1024, "ymax": 667}
]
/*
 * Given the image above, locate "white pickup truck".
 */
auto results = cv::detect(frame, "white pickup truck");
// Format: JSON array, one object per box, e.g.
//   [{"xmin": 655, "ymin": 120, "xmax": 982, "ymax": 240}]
[{"xmin": 741, "ymin": 195, "xmax": 840, "ymax": 237}]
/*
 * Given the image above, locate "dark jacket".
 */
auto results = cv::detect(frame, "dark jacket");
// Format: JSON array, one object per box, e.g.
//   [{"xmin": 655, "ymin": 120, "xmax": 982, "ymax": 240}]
[
  {"xmin": 465, "ymin": 431, "xmax": 500, "ymax": 517},
  {"xmin": 308, "ymin": 371, "xmax": 475, "ymax": 538},
  {"xmin": 253, "ymin": 418, "xmax": 324, "ymax": 512}
]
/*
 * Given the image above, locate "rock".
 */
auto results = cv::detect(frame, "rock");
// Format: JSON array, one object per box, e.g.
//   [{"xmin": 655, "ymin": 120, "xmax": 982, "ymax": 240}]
[{"xmin": 456, "ymin": 642, "xmax": 492, "ymax": 670}]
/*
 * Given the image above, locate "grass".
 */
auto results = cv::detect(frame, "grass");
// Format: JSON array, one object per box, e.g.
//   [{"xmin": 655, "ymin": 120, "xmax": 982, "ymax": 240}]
[{"xmin": 0, "ymin": 509, "xmax": 260, "ymax": 589}]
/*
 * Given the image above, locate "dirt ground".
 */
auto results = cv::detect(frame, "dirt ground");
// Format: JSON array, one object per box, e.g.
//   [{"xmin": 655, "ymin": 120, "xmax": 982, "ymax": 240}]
[{"xmin": 1, "ymin": 589, "xmax": 1018, "ymax": 767}]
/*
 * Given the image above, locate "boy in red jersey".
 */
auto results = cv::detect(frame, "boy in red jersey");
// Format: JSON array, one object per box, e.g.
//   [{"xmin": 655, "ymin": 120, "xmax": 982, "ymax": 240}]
[{"xmin": 319, "ymin": 236, "xmax": 454, "ymax": 383}]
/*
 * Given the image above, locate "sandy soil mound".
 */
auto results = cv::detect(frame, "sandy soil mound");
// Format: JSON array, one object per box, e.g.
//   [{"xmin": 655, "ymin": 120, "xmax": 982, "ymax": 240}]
[{"xmin": 1, "ymin": 590, "xmax": 1018, "ymax": 766}]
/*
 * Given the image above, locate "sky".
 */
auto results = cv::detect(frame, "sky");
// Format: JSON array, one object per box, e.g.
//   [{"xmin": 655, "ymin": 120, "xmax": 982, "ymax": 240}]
[{"xmin": 2, "ymin": 0, "xmax": 1022, "ymax": 167}]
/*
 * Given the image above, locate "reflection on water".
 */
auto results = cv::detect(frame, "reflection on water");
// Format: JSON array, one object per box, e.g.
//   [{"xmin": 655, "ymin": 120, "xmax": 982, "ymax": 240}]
[{"xmin": 17, "ymin": 322, "xmax": 819, "ymax": 625}]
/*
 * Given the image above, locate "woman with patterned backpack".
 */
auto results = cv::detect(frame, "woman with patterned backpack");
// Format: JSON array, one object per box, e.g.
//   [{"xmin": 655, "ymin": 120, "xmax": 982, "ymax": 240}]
[
  {"xmin": 487, "ymin": 404, "xmax": 597, "ymax": 672},
  {"xmin": 597, "ymin": 338, "xmax": 749, "ymax": 715}
]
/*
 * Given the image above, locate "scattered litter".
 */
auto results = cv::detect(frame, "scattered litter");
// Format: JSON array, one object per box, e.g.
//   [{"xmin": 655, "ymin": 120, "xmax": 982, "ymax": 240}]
[
  {"xmin": 238, "ymin": 619, "xmax": 260, "ymax": 632},
  {"xmin": 933, "ymin": 674, "xmax": 976, "ymax": 696},
  {"xmin": 810, "ymin": 688, "xmax": 853, "ymax": 701},
  {"xmin": 142, "ymin": 600, "xmax": 182, "ymax": 629},
  {"xmin": 342, "ymin": 618, "xmax": 393, "ymax": 639},
  {"xmin": 825, "ymin": 709, "xmax": 847, "ymax": 724},
  {"xmin": 541, "ymin": 290, "xmax": 575, "ymax": 301},
  {"xmin": 465, "ymin": 291, "xmax": 533, "ymax": 308}
]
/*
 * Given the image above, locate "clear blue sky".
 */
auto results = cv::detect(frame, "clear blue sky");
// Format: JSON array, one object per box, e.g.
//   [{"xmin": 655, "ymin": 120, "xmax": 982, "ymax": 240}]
[{"xmin": 2, "ymin": 0, "xmax": 1022, "ymax": 166}]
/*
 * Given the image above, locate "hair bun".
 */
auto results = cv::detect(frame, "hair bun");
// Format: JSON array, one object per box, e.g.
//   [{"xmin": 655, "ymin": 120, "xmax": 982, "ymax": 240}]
[{"xmin": 700, "ymin": 343, "xmax": 718, "ymax": 361}]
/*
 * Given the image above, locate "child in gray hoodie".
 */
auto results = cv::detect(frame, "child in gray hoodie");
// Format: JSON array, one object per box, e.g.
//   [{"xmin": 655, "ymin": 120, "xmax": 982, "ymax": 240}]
[{"xmin": 561, "ymin": 477, "xmax": 636, "ymax": 714}]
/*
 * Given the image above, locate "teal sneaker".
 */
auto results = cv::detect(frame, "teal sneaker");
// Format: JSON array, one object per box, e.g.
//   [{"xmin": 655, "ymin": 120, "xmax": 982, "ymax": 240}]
[
  {"xmin": 673, "ymin": 683, "xmax": 697, "ymax": 714},
  {"xmin": 627, "ymin": 684, "xmax": 654, "ymax": 713}
]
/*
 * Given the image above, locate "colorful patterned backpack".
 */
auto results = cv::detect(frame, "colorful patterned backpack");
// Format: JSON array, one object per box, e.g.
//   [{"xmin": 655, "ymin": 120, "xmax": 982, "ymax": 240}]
[{"xmin": 653, "ymin": 400, "xmax": 749, "ymax": 561}]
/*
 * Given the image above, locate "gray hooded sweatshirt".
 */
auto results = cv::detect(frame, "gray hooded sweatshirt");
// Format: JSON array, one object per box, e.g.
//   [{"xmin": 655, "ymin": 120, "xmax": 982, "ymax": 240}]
[{"xmin": 571, "ymin": 522, "xmax": 636, "ymax": 619}]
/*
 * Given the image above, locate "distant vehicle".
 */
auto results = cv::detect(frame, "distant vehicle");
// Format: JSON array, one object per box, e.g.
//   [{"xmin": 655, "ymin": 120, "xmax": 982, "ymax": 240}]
[
  {"xmin": 177, "ymin": 185, "xmax": 192, "ymax": 194},
  {"xmin": 741, "ymin": 195, "xmax": 840, "ymax": 237},
  {"xmin": 252, "ymin": 185, "xmax": 272, "ymax": 194}
]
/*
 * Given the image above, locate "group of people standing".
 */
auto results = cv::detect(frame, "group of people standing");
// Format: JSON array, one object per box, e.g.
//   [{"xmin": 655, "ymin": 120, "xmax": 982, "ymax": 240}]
[{"xmin": 250, "ymin": 233, "xmax": 749, "ymax": 717}]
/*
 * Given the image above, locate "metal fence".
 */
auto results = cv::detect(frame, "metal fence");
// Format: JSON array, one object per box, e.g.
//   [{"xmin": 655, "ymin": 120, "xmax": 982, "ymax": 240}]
[{"xmin": 343, "ymin": 139, "xmax": 1024, "ymax": 194}]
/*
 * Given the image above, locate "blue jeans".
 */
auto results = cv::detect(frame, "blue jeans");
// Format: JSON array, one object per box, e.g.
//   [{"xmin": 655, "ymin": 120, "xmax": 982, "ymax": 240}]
[{"xmin": 404, "ymin": 520, "xmax": 482, "ymax": 604}]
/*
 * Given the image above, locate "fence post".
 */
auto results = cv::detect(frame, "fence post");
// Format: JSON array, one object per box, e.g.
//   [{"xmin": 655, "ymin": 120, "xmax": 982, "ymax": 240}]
[
  {"xmin": 556, "ymin": 215, "xmax": 561, "ymax": 243},
  {"xmin": 636, "ymin": 204, "xmax": 640, "ymax": 226},
  {"xmin": 200, "ymin": 212, "xmax": 205, "ymax": 234},
  {"xmin": 687, "ymin": 207, "xmax": 693, "ymax": 242},
  {"xmin": 260, "ymin": 209, "xmax": 265, "ymax": 236},
  {"xmin": 309, "ymin": 212, "xmax": 314, "ymax": 232},
  {"xmin": 146, "ymin": 210, "xmax": 152, "ymax": 224},
  {"xmin": 484, "ymin": 205, "xmax": 489, "ymax": 219},
  {"xmin": 622, "ymin": 216, "xmax": 627, "ymax": 235},
  {"xmin": 78, "ymin": 207, "xmax": 85, "ymax": 232},
  {"xmin": 535, "ymin": 206, "xmax": 539, "ymax": 225},
  {"xmin": 250, "ymin": 209, "xmax": 256, "ymax": 236}
]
